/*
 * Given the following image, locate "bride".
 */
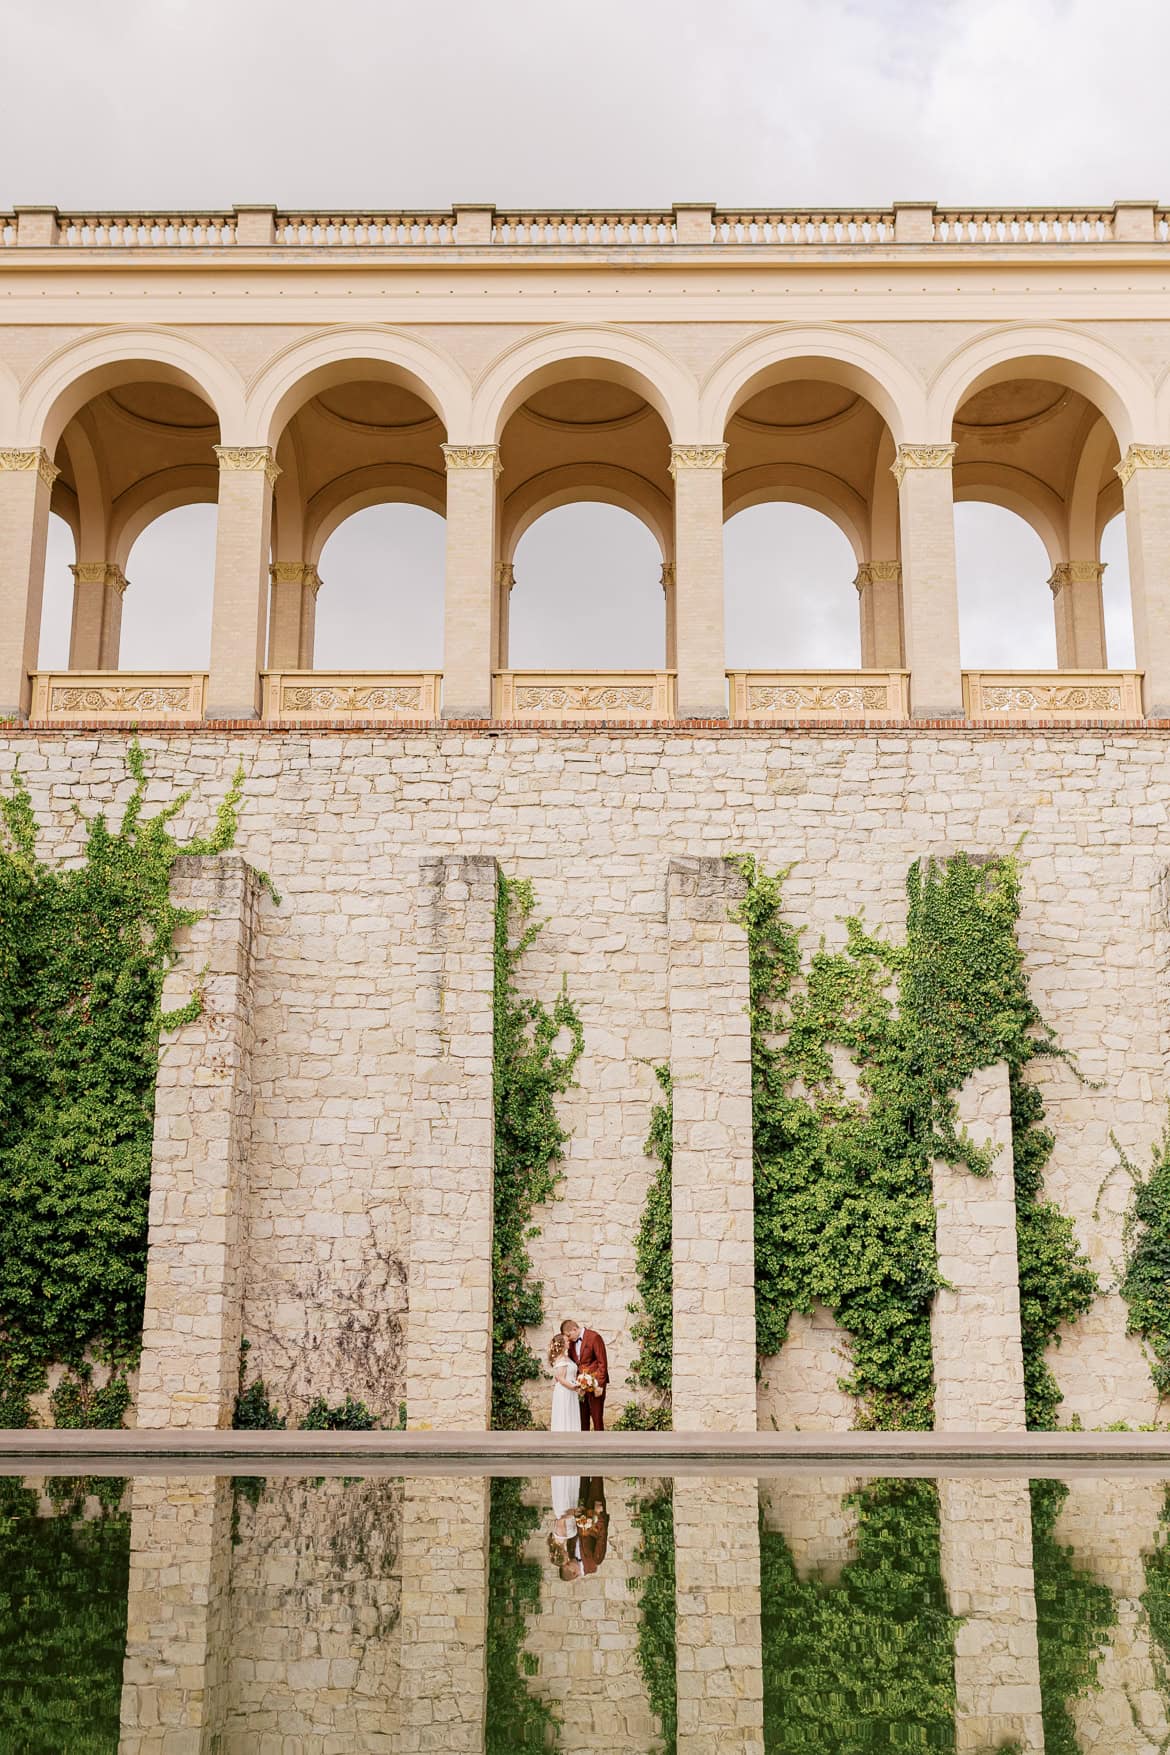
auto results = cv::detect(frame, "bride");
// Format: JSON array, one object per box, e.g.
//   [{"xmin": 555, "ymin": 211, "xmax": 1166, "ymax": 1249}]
[{"xmin": 549, "ymin": 1333, "xmax": 580, "ymax": 1522}]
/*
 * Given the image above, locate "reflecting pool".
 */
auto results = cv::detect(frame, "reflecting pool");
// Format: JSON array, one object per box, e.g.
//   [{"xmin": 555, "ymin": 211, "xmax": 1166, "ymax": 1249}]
[{"xmin": 1, "ymin": 1469, "xmax": 1168, "ymax": 1751}]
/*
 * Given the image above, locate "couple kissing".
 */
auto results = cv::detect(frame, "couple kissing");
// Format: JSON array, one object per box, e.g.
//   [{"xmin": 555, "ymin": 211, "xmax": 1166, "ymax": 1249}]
[{"xmin": 548, "ymin": 1317, "xmax": 608, "ymax": 1432}]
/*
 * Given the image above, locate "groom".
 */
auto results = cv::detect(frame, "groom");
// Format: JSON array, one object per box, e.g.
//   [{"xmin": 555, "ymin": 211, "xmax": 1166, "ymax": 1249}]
[{"xmin": 563, "ymin": 1318, "xmax": 608, "ymax": 1431}]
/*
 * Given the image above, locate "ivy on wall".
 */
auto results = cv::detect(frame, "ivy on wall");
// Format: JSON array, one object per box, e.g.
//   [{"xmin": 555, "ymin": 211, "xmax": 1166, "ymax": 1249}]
[
  {"xmin": 615, "ymin": 1066, "xmax": 673, "ymax": 1432},
  {"xmin": 758, "ymin": 1478, "xmax": 957, "ymax": 1751},
  {"xmin": 628, "ymin": 1482, "xmax": 676, "ymax": 1753},
  {"xmin": 1030, "ymin": 1478, "xmax": 1115, "ymax": 1755},
  {"xmin": 492, "ymin": 874, "xmax": 583, "ymax": 1432},
  {"xmin": 737, "ymin": 851, "xmax": 1096, "ymax": 1430},
  {"xmin": 485, "ymin": 1477, "xmax": 560, "ymax": 1753},
  {"xmin": 0, "ymin": 746, "xmax": 244, "ymax": 1428},
  {"xmin": 1111, "ymin": 1121, "xmax": 1170, "ymax": 1396}
]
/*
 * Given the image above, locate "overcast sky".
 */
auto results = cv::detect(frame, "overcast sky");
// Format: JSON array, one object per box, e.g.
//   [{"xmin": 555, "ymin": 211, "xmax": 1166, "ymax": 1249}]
[{"xmin": 13, "ymin": 0, "xmax": 1165, "ymax": 676}]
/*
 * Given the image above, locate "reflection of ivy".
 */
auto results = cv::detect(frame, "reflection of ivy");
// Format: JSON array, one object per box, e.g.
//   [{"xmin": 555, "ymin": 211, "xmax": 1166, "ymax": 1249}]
[
  {"xmin": 628, "ymin": 1483, "xmax": 676, "ymax": 1753},
  {"xmin": 0, "ymin": 1475, "xmax": 131, "ymax": 1751},
  {"xmin": 486, "ymin": 1477, "xmax": 560, "ymax": 1753},
  {"xmin": 737, "ymin": 853, "xmax": 1095, "ymax": 1430},
  {"xmin": 1143, "ymin": 1487, "xmax": 1170, "ymax": 1697},
  {"xmin": 616, "ymin": 1067, "xmax": 673, "ymax": 1432},
  {"xmin": 759, "ymin": 1477, "xmax": 956, "ymax": 1751},
  {"xmin": 1030, "ymin": 1478, "xmax": 1115, "ymax": 1755},
  {"xmin": 492, "ymin": 875, "xmax": 583, "ymax": 1431}
]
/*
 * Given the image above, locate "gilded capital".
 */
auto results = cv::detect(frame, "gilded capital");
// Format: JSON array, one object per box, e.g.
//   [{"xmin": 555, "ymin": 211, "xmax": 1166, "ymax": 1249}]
[
  {"xmin": 668, "ymin": 444, "xmax": 728, "ymax": 476},
  {"xmin": 1115, "ymin": 444, "xmax": 1170, "ymax": 485},
  {"xmin": 660, "ymin": 561, "xmax": 676, "ymax": 591},
  {"xmin": 71, "ymin": 562, "xmax": 128, "ymax": 595},
  {"xmin": 214, "ymin": 445, "xmax": 281, "ymax": 486},
  {"xmin": 891, "ymin": 444, "xmax": 956, "ymax": 485},
  {"xmin": 443, "ymin": 444, "xmax": 502, "ymax": 476},
  {"xmin": 270, "ymin": 561, "xmax": 322, "ymax": 593},
  {"xmin": 495, "ymin": 560, "xmax": 516, "ymax": 589},
  {"xmin": 0, "ymin": 447, "xmax": 59, "ymax": 489},
  {"xmin": 854, "ymin": 560, "xmax": 902, "ymax": 591},
  {"xmin": 1048, "ymin": 561, "xmax": 1105, "ymax": 595}
]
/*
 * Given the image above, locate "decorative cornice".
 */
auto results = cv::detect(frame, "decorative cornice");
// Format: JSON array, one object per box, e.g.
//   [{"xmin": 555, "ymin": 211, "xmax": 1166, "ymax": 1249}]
[
  {"xmin": 1116, "ymin": 444, "xmax": 1170, "ymax": 485},
  {"xmin": 495, "ymin": 560, "xmax": 516, "ymax": 589},
  {"xmin": 442, "ymin": 444, "xmax": 502, "ymax": 475},
  {"xmin": 71, "ymin": 562, "xmax": 128, "ymax": 595},
  {"xmin": 270, "ymin": 561, "xmax": 322, "ymax": 593},
  {"xmin": 1048, "ymin": 561, "xmax": 1106, "ymax": 596},
  {"xmin": 854, "ymin": 560, "xmax": 902, "ymax": 592},
  {"xmin": 0, "ymin": 448, "xmax": 59, "ymax": 489},
  {"xmin": 668, "ymin": 444, "xmax": 728, "ymax": 476},
  {"xmin": 891, "ymin": 443, "xmax": 956, "ymax": 485},
  {"xmin": 214, "ymin": 445, "xmax": 281, "ymax": 486}
]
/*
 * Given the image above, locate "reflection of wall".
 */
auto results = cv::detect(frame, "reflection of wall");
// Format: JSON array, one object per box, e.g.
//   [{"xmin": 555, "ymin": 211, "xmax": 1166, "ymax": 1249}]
[
  {"xmin": 520, "ymin": 1478, "xmax": 655, "ymax": 1752},
  {"xmin": 758, "ymin": 1474, "xmax": 860, "ymax": 1584},
  {"xmin": 675, "ymin": 1477, "xmax": 764, "ymax": 1754},
  {"xmin": 399, "ymin": 1476, "xmax": 487, "ymax": 1754}
]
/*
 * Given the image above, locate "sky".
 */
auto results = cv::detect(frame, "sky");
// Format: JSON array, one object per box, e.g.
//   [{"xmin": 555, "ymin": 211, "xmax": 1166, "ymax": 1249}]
[{"xmin": 12, "ymin": 0, "xmax": 1166, "ymax": 676}]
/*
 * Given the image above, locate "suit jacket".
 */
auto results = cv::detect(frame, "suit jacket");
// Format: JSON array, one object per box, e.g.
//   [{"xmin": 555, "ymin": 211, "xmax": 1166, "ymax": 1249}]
[{"xmin": 577, "ymin": 1328, "xmax": 608, "ymax": 1391}]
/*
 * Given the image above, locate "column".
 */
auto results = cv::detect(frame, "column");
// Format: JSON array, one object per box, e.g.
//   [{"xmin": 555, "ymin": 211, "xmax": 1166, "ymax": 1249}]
[
  {"xmin": 854, "ymin": 561, "xmax": 904, "ymax": 668},
  {"xmin": 674, "ymin": 1478, "xmax": 765, "ymax": 1754},
  {"xmin": 69, "ymin": 562, "xmax": 127, "ymax": 670},
  {"xmin": 892, "ymin": 444, "xmax": 964, "ymax": 716},
  {"xmin": 939, "ymin": 1478, "xmax": 1045, "ymax": 1752},
  {"xmin": 118, "ymin": 1477, "xmax": 233, "ymax": 1753},
  {"xmin": 671, "ymin": 443, "xmax": 728, "ymax": 717},
  {"xmin": 205, "ymin": 445, "xmax": 279, "ymax": 719},
  {"xmin": 442, "ymin": 444, "xmax": 499, "ymax": 718},
  {"xmin": 495, "ymin": 559, "xmax": 514, "ymax": 669},
  {"xmin": 931, "ymin": 1063, "xmax": 1027, "ymax": 1430},
  {"xmin": 1118, "ymin": 444, "xmax": 1170, "ymax": 714},
  {"xmin": 0, "ymin": 447, "xmax": 57, "ymax": 719},
  {"xmin": 1050, "ymin": 561, "xmax": 1107, "ymax": 669},
  {"xmin": 661, "ymin": 560, "xmax": 677, "ymax": 669},
  {"xmin": 667, "ymin": 857, "xmax": 757, "ymax": 1431},
  {"xmin": 406, "ymin": 854, "xmax": 496, "ymax": 1430},
  {"xmin": 397, "ymin": 1477, "xmax": 488, "ymax": 1752},
  {"xmin": 267, "ymin": 560, "xmax": 320, "ymax": 669},
  {"xmin": 136, "ymin": 855, "xmax": 261, "ymax": 1429}
]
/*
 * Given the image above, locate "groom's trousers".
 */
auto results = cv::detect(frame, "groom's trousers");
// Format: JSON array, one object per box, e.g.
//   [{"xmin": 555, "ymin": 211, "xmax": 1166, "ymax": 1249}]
[{"xmin": 579, "ymin": 1390, "xmax": 605, "ymax": 1431}]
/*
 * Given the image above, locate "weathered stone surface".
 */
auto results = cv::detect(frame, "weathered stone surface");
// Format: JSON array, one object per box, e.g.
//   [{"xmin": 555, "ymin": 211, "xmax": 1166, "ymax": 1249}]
[{"xmin": 674, "ymin": 1476, "xmax": 765, "ymax": 1754}]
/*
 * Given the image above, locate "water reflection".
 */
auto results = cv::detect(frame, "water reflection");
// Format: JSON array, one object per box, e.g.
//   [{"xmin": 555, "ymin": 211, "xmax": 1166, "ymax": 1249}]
[{"xmin": 4, "ymin": 1469, "xmax": 1170, "ymax": 1749}]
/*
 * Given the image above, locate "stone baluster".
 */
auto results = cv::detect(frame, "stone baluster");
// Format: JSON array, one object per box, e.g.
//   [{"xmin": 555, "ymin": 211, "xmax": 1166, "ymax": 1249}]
[
  {"xmin": 0, "ymin": 447, "xmax": 58, "ymax": 719},
  {"xmin": 442, "ymin": 444, "xmax": 500, "ymax": 718},
  {"xmin": 1049, "ymin": 561, "xmax": 1108, "ymax": 670},
  {"xmin": 206, "ymin": 445, "xmax": 280, "ymax": 719},
  {"xmin": 1117, "ymin": 445, "xmax": 1170, "ymax": 713},
  {"xmin": 854, "ymin": 560, "xmax": 904, "ymax": 668},
  {"xmin": 136, "ymin": 856, "xmax": 261, "ymax": 1428},
  {"xmin": 406, "ymin": 854, "xmax": 497, "ymax": 1430},
  {"xmin": 267, "ymin": 560, "xmax": 321, "ymax": 669},
  {"xmin": 674, "ymin": 1477, "xmax": 765, "ymax": 1753},
  {"xmin": 892, "ymin": 444, "xmax": 963, "ymax": 716},
  {"xmin": 671, "ymin": 444, "xmax": 729, "ymax": 717},
  {"xmin": 396, "ymin": 1477, "xmax": 489, "ymax": 1752},
  {"xmin": 69, "ymin": 561, "xmax": 128, "ymax": 670},
  {"xmin": 667, "ymin": 857, "xmax": 757, "ymax": 1430}
]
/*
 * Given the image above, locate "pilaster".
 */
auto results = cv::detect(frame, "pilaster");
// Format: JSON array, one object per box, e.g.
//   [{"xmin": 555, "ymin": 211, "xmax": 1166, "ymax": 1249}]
[
  {"xmin": 674, "ymin": 1477, "xmax": 765, "ymax": 1753},
  {"xmin": 854, "ymin": 559, "xmax": 904, "ymax": 668},
  {"xmin": 267, "ymin": 560, "xmax": 321, "ymax": 669},
  {"xmin": 892, "ymin": 444, "xmax": 963, "ymax": 716},
  {"xmin": 667, "ymin": 857, "xmax": 756, "ymax": 1430},
  {"xmin": 1117, "ymin": 444, "xmax": 1170, "ymax": 713},
  {"xmin": 1049, "ymin": 561, "xmax": 1108, "ymax": 669},
  {"xmin": 406, "ymin": 854, "xmax": 497, "ymax": 1430},
  {"xmin": 442, "ymin": 444, "xmax": 500, "ymax": 718},
  {"xmin": 136, "ymin": 856, "xmax": 261, "ymax": 1429},
  {"xmin": 671, "ymin": 444, "xmax": 729, "ymax": 717},
  {"xmin": 0, "ymin": 447, "xmax": 58, "ymax": 719},
  {"xmin": 206, "ymin": 445, "xmax": 280, "ymax": 719},
  {"xmin": 69, "ymin": 561, "xmax": 128, "ymax": 670}
]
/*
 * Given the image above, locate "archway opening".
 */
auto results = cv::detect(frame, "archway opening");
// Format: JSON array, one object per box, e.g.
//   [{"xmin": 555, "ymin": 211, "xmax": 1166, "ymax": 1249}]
[
  {"xmin": 122, "ymin": 504, "xmax": 219, "ymax": 669},
  {"xmin": 509, "ymin": 503, "xmax": 664, "ymax": 668},
  {"xmin": 724, "ymin": 503, "xmax": 860, "ymax": 667},
  {"xmin": 315, "ymin": 503, "xmax": 446, "ymax": 669},
  {"xmin": 954, "ymin": 504, "xmax": 1055, "ymax": 667},
  {"xmin": 1100, "ymin": 513, "xmax": 1136, "ymax": 667},
  {"xmin": 37, "ymin": 514, "xmax": 77, "ymax": 669}
]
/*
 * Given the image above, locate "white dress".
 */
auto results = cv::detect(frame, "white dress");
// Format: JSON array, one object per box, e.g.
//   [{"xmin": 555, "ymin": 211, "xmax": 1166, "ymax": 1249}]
[{"xmin": 551, "ymin": 1357, "xmax": 580, "ymax": 1432}]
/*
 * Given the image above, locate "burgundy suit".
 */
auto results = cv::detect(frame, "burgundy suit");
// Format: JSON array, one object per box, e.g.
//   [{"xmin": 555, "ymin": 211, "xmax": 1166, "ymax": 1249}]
[
  {"xmin": 575, "ymin": 1477, "xmax": 609, "ymax": 1572},
  {"xmin": 572, "ymin": 1328, "xmax": 608, "ymax": 1431}
]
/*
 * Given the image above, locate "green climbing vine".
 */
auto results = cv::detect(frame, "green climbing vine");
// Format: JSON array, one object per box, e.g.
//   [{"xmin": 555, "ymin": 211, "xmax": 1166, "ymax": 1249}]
[
  {"xmin": 628, "ymin": 1482, "xmax": 676, "ymax": 1754},
  {"xmin": 492, "ymin": 874, "xmax": 583, "ymax": 1431},
  {"xmin": 758, "ymin": 1477, "xmax": 957, "ymax": 1751},
  {"xmin": 615, "ymin": 1066, "xmax": 673, "ymax": 1432},
  {"xmin": 737, "ymin": 850, "xmax": 1096, "ymax": 1430},
  {"xmin": 1111, "ymin": 1118, "xmax": 1170, "ymax": 1396},
  {"xmin": 485, "ymin": 1477, "xmax": 560, "ymax": 1753},
  {"xmin": 1142, "ymin": 1486, "xmax": 1170, "ymax": 1697},
  {"xmin": 0, "ymin": 745, "xmax": 247, "ymax": 1428},
  {"xmin": 1030, "ymin": 1478, "xmax": 1116, "ymax": 1755}
]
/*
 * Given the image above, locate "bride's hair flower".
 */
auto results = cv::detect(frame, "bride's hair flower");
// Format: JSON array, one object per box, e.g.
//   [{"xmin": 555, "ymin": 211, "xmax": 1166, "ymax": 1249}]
[{"xmin": 548, "ymin": 1334, "xmax": 568, "ymax": 1366}]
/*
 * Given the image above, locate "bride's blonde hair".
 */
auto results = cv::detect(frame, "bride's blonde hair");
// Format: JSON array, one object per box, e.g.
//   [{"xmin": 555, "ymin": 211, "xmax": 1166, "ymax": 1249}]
[{"xmin": 548, "ymin": 1333, "xmax": 567, "ymax": 1366}]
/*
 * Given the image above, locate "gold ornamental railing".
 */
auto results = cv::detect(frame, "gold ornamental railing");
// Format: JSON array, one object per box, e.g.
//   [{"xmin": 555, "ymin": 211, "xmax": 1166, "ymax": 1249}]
[
  {"xmin": 728, "ymin": 669, "xmax": 910, "ymax": 718},
  {"xmin": 962, "ymin": 669, "xmax": 1144, "ymax": 719},
  {"xmin": 494, "ymin": 671, "xmax": 676, "ymax": 721},
  {"xmin": 261, "ymin": 671, "xmax": 442, "ymax": 721},
  {"xmin": 30, "ymin": 671, "xmax": 208, "ymax": 722}
]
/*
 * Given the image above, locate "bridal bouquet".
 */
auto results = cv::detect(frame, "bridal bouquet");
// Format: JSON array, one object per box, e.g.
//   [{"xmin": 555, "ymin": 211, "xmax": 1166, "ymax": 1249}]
[{"xmin": 576, "ymin": 1369, "xmax": 602, "ymax": 1399}]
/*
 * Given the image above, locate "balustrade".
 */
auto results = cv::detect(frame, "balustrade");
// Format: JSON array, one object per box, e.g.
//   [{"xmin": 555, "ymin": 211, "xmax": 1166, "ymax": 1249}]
[
  {"xmin": 56, "ymin": 212, "xmax": 237, "ymax": 247},
  {"xmin": 712, "ymin": 209, "xmax": 894, "ymax": 244},
  {"xmin": 490, "ymin": 210, "xmax": 676, "ymax": 245},
  {"xmin": 261, "ymin": 670, "xmax": 442, "ymax": 721},
  {"xmin": 30, "ymin": 670, "xmax": 208, "ymax": 722},
  {"xmin": 962, "ymin": 668, "xmax": 1145, "ymax": 720},
  {"xmin": 494, "ymin": 670, "xmax": 676, "ymax": 720},
  {"xmin": 728, "ymin": 669, "xmax": 910, "ymax": 718},
  {"xmin": 274, "ymin": 212, "xmax": 455, "ymax": 246},
  {"xmin": 933, "ymin": 207, "xmax": 1113, "ymax": 243}
]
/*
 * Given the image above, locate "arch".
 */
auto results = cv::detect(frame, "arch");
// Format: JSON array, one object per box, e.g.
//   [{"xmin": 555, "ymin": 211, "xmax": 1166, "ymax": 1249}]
[
  {"xmin": 951, "ymin": 462, "xmax": 1065, "ymax": 567},
  {"xmin": 723, "ymin": 500, "xmax": 863, "ymax": 668},
  {"xmin": 930, "ymin": 326, "xmax": 1156, "ymax": 450},
  {"xmin": 953, "ymin": 500, "xmax": 1058, "ymax": 668},
  {"xmin": 501, "ymin": 463, "xmax": 672, "ymax": 563},
  {"xmin": 305, "ymin": 462, "xmax": 447, "ymax": 564},
  {"xmin": 17, "ymin": 327, "xmax": 242, "ymax": 451},
  {"xmin": 109, "ymin": 464, "xmax": 220, "ymax": 572},
  {"xmin": 245, "ymin": 326, "xmax": 470, "ymax": 448},
  {"xmin": 314, "ymin": 500, "xmax": 446, "ymax": 671},
  {"xmin": 56, "ymin": 412, "xmax": 110, "ymax": 557},
  {"xmin": 1068, "ymin": 414, "xmax": 1124, "ymax": 553},
  {"xmin": 722, "ymin": 463, "xmax": 868, "ymax": 563},
  {"xmin": 700, "ymin": 327, "xmax": 927, "ymax": 444},
  {"xmin": 473, "ymin": 326, "xmax": 698, "ymax": 444},
  {"xmin": 509, "ymin": 501, "xmax": 666, "ymax": 669}
]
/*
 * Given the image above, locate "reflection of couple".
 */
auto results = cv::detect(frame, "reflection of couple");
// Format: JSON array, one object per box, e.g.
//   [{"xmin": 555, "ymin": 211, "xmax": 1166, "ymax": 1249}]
[
  {"xmin": 549, "ymin": 1318, "xmax": 608, "ymax": 1432},
  {"xmin": 548, "ymin": 1477, "xmax": 609, "ymax": 1579}
]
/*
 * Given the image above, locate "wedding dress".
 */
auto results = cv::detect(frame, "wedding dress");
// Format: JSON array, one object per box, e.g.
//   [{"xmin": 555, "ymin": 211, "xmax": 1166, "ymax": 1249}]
[{"xmin": 551, "ymin": 1356, "xmax": 580, "ymax": 1432}]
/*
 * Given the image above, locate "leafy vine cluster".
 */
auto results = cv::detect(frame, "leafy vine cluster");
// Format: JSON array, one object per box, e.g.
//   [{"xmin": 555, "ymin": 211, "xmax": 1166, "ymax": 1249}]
[
  {"xmin": 0, "ymin": 746, "xmax": 244, "ymax": 1429},
  {"xmin": 737, "ymin": 850, "xmax": 1096, "ymax": 1429},
  {"xmin": 615, "ymin": 1065, "xmax": 673, "ymax": 1432},
  {"xmin": 485, "ymin": 1476, "xmax": 560, "ymax": 1752}
]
